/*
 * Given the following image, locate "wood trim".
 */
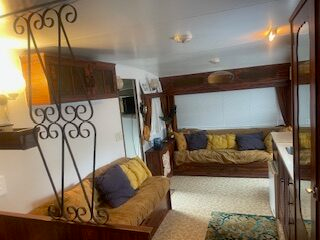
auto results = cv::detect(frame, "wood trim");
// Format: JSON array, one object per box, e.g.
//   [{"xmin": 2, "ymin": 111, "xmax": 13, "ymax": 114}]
[
  {"xmin": 291, "ymin": 0, "xmax": 319, "ymax": 239},
  {"xmin": 173, "ymin": 161, "xmax": 269, "ymax": 178},
  {"xmin": 0, "ymin": 211, "xmax": 152, "ymax": 240},
  {"xmin": 141, "ymin": 191, "xmax": 172, "ymax": 236},
  {"xmin": 142, "ymin": 92, "xmax": 165, "ymax": 98},
  {"xmin": 0, "ymin": 189, "xmax": 172, "ymax": 240},
  {"xmin": 160, "ymin": 63, "xmax": 290, "ymax": 96}
]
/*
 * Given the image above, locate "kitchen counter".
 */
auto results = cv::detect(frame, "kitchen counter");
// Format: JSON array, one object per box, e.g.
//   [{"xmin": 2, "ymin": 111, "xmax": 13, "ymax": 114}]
[{"xmin": 271, "ymin": 132, "xmax": 294, "ymax": 179}]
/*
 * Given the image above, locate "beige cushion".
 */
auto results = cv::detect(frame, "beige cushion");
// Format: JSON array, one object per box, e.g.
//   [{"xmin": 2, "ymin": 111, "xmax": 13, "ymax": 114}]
[{"xmin": 30, "ymin": 179, "xmax": 92, "ymax": 221}]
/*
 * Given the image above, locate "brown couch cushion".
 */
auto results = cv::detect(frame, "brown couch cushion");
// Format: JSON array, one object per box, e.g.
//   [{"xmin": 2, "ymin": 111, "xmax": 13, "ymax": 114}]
[
  {"xmin": 30, "ymin": 179, "xmax": 92, "ymax": 221},
  {"xmin": 174, "ymin": 148, "xmax": 272, "ymax": 166},
  {"xmin": 98, "ymin": 176, "xmax": 170, "ymax": 226}
]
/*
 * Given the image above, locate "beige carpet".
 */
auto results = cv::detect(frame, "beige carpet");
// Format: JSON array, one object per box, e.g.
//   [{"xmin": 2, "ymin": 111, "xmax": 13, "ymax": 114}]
[{"xmin": 153, "ymin": 176, "xmax": 281, "ymax": 240}]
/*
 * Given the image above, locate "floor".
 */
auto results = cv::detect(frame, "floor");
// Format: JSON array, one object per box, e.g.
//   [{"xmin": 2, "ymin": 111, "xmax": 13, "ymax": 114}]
[{"xmin": 153, "ymin": 176, "xmax": 282, "ymax": 240}]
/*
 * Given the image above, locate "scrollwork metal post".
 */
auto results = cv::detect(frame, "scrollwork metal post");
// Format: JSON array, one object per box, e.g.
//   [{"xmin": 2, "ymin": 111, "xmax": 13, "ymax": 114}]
[{"xmin": 13, "ymin": 3, "xmax": 108, "ymax": 225}]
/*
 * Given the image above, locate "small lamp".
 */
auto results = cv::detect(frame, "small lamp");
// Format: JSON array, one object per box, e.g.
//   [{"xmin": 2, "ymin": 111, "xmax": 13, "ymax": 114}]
[{"xmin": 0, "ymin": 50, "xmax": 26, "ymax": 130}]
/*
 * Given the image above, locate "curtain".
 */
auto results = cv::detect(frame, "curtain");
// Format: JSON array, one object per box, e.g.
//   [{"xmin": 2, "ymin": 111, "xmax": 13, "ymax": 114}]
[
  {"xmin": 150, "ymin": 97, "xmax": 166, "ymax": 140},
  {"xmin": 276, "ymin": 86, "xmax": 292, "ymax": 126}
]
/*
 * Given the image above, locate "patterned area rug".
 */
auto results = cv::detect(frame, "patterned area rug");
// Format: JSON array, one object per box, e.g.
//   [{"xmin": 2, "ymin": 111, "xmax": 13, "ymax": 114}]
[{"xmin": 205, "ymin": 212, "xmax": 279, "ymax": 240}]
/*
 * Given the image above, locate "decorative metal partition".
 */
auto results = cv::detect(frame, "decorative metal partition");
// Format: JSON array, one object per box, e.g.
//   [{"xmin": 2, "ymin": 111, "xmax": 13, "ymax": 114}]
[{"xmin": 13, "ymin": 2, "xmax": 108, "ymax": 224}]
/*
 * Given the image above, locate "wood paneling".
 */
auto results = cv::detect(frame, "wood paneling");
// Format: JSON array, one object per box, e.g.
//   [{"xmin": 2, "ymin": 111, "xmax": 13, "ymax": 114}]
[
  {"xmin": 173, "ymin": 161, "xmax": 269, "ymax": 178},
  {"xmin": 0, "ymin": 128, "xmax": 39, "ymax": 150},
  {"xmin": 160, "ymin": 63, "xmax": 290, "ymax": 96},
  {"xmin": 0, "ymin": 211, "xmax": 152, "ymax": 240},
  {"xmin": 0, "ymin": 191, "xmax": 172, "ymax": 240},
  {"xmin": 20, "ymin": 53, "xmax": 117, "ymax": 105},
  {"xmin": 291, "ymin": 0, "xmax": 320, "ymax": 239}
]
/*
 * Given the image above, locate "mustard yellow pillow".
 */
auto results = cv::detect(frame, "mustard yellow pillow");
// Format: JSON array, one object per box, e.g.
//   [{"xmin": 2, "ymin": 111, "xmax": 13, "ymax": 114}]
[
  {"xmin": 120, "ymin": 164, "xmax": 139, "ymax": 189},
  {"xmin": 174, "ymin": 132, "xmax": 187, "ymax": 151},
  {"xmin": 226, "ymin": 134, "xmax": 236, "ymax": 149},
  {"xmin": 132, "ymin": 157, "xmax": 152, "ymax": 177},
  {"xmin": 299, "ymin": 132, "xmax": 311, "ymax": 149},
  {"xmin": 264, "ymin": 133, "xmax": 273, "ymax": 153},
  {"xmin": 207, "ymin": 134, "xmax": 228, "ymax": 150},
  {"xmin": 120, "ymin": 158, "xmax": 152, "ymax": 189}
]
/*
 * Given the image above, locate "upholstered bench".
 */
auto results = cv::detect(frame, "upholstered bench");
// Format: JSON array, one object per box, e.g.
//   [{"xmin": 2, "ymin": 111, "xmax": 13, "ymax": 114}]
[{"xmin": 30, "ymin": 157, "xmax": 171, "ymax": 238}]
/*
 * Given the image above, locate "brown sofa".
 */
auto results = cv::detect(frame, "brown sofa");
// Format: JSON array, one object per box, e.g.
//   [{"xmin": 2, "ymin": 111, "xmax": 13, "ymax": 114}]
[
  {"xmin": 30, "ymin": 157, "xmax": 171, "ymax": 238},
  {"xmin": 174, "ymin": 127, "xmax": 285, "ymax": 178}
]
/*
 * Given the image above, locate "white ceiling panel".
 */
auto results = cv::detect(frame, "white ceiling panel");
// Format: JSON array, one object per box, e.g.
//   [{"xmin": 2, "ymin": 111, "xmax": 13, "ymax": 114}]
[{"xmin": 2, "ymin": 0, "xmax": 300, "ymax": 76}]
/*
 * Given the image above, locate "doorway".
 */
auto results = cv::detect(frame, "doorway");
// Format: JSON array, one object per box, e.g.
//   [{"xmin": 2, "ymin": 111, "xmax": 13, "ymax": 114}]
[{"xmin": 119, "ymin": 79, "xmax": 144, "ymax": 159}]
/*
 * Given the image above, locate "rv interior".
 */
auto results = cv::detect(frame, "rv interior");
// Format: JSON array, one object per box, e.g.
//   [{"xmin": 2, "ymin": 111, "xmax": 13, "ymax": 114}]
[{"xmin": 0, "ymin": 0, "xmax": 319, "ymax": 240}]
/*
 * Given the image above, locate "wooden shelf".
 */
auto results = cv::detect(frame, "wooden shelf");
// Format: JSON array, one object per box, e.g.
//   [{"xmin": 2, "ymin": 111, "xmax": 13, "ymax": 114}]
[{"xmin": 0, "ymin": 128, "xmax": 39, "ymax": 150}]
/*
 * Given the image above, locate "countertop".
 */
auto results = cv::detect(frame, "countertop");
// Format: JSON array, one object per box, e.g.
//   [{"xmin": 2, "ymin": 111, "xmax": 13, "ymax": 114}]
[{"xmin": 271, "ymin": 132, "xmax": 294, "ymax": 179}]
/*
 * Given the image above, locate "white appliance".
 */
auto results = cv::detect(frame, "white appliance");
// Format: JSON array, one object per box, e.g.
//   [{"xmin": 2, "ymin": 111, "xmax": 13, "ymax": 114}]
[{"xmin": 268, "ymin": 160, "xmax": 278, "ymax": 217}]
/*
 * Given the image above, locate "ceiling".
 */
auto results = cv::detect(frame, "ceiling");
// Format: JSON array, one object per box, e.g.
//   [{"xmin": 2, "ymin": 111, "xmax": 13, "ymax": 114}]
[{"xmin": 1, "ymin": 0, "xmax": 300, "ymax": 77}]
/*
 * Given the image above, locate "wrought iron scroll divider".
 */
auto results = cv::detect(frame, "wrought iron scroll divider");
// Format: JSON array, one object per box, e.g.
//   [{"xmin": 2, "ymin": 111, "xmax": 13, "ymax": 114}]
[{"xmin": 13, "ymin": 3, "xmax": 108, "ymax": 224}]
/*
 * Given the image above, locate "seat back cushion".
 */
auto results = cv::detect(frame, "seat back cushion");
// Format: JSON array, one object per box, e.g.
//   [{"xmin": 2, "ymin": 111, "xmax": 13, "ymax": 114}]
[
  {"xmin": 174, "ymin": 132, "xmax": 187, "ymax": 151},
  {"xmin": 207, "ymin": 134, "xmax": 236, "ymax": 150},
  {"xmin": 236, "ymin": 132, "xmax": 265, "ymax": 151},
  {"xmin": 185, "ymin": 131, "xmax": 208, "ymax": 151},
  {"xmin": 119, "ymin": 157, "xmax": 152, "ymax": 190}
]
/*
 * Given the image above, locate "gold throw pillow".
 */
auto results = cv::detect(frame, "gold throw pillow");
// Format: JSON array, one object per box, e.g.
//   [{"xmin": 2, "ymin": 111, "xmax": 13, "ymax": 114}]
[{"xmin": 174, "ymin": 132, "xmax": 187, "ymax": 151}]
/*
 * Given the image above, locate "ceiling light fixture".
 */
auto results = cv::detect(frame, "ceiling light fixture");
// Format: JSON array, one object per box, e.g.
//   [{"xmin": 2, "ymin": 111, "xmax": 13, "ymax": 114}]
[
  {"xmin": 268, "ymin": 28, "xmax": 278, "ymax": 42},
  {"xmin": 171, "ymin": 32, "xmax": 192, "ymax": 43},
  {"xmin": 209, "ymin": 57, "xmax": 220, "ymax": 64}
]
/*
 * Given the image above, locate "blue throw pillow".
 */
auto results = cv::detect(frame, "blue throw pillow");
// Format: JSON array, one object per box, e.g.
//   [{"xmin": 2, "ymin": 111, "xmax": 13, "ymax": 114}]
[
  {"xmin": 95, "ymin": 165, "xmax": 135, "ymax": 208},
  {"xmin": 236, "ymin": 132, "xmax": 265, "ymax": 151},
  {"xmin": 185, "ymin": 131, "xmax": 208, "ymax": 151}
]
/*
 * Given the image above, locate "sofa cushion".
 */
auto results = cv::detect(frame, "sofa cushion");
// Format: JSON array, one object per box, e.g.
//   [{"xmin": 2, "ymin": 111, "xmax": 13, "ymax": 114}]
[
  {"xmin": 174, "ymin": 131, "xmax": 187, "ymax": 151},
  {"xmin": 119, "ymin": 157, "xmax": 152, "ymax": 190},
  {"xmin": 174, "ymin": 148, "xmax": 272, "ymax": 166},
  {"xmin": 207, "ymin": 134, "xmax": 236, "ymax": 150},
  {"xmin": 99, "ymin": 176, "xmax": 170, "ymax": 226},
  {"xmin": 236, "ymin": 132, "xmax": 265, "ymax": 151},
  {"xmin": 185, "ymin": 131, "xmax": 208, "ymax": 151},
  {"xmin": 226, "ymin": 134, "xmax": 237, "ymax": 149},
  {"xmin": 299, "ymin": 132, "xmax": 311, "ymax": 149},
  {"xmin": 264, "ymin": 133, "xmax": 273, "ymax": 153},
  {"xmin": 207, "ymin": 134, "xmax": 227, "ymax": 150},
  {"xmin": 30, "ymin": 179, "xmax": 92, "ymax": 220},
  {"xmin": 95, "ymin": 165, "xmax": 135, "ymax": 208}
]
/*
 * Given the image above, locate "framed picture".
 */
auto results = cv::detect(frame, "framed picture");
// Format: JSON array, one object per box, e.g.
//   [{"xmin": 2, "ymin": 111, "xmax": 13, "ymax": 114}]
[
  {"xmin": 148, "ymin": 79, "xmax": 163, "ymax": 93},
  {"xmin": 140, "ymin": 82, "xmax": 151, "ymax": 94}
]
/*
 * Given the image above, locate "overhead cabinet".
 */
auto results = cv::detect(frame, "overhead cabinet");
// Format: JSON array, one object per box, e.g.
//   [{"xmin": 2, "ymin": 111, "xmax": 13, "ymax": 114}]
[{"xmin": 20, "ymin": 53, "xmax": 117, "ymax": 105}]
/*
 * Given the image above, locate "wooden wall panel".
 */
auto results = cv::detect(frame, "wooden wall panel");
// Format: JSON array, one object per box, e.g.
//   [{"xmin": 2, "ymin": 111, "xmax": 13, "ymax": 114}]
[{"xmin": 160, "ymin": 63, "xmax": 291, "ymax": 95}]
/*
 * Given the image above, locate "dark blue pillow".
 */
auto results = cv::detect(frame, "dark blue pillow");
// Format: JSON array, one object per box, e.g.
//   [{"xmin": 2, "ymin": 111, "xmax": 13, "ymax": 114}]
[
  {"xmin": 185, "ymin": 131, "xmax": 208, "ymax": 151},
  {"xmin": 95, "ymin": 165, "xmax": 135, "ymax": 208},
  {"xmin": 236, "ymin": 132, "xmax": 265, "ymax": 151}
]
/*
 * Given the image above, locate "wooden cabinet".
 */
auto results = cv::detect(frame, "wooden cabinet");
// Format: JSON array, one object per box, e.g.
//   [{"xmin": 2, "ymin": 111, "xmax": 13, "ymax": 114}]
[
  {"xmin": 272, "ymin": 134, "xmax": 295, "ymax": 240},
  {"xmin": 20, "ymin": 53, "xmax": 117, "ymax": 105},
  {"xmin": 290, "ymin": 0, "xmax": 320, "ymax": 239},
  {"xmin": 0, "ymin": 128, "xmax": 39, "ymax": 150},
  {"xmin": 145, "ymin": 139, "xmax": 175, "ymax": 177},
  {"xmin": 277, "ymin": 158, "xmax": 295, "ymax": 240}
]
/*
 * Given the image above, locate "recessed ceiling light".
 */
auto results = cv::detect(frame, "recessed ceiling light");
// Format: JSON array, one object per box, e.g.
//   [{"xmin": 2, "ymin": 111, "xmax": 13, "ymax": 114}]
[
  {"xmin": 171, "ymin": 32, "xmax": 192, "ymax": 43},
  {"xmin": 209, "ymin": 57, "xmax": 220, "ymax": 64}
]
